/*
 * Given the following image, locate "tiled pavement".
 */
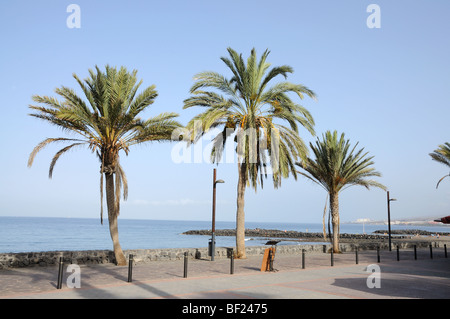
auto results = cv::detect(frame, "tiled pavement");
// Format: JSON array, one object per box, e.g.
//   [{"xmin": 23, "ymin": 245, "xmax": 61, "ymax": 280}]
[{"xmin": 1, "ymin": 246, "xmax": 449, "ymax": 299}]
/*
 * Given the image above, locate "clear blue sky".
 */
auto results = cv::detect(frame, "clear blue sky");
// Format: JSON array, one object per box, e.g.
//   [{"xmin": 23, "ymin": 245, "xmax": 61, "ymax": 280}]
[{"xmin": 0, "ymin": 0, "xmax": 449, "ymax": 224}]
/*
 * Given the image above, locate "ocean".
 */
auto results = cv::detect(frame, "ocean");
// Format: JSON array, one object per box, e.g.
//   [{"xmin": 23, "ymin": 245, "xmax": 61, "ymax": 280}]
[{"xmin": 0, "ymin": 216, "xmax": 449, "ymax": 253}]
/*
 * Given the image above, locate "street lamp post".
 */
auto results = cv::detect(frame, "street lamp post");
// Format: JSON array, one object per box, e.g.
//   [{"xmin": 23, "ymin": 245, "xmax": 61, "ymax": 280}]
[
  {"xmin": 211, "ymin": 168, "xmax": 224, "ymax": 261},
  {"xmin": 387, "ymin": 191, "xmax": 397, "ymax": 251}
]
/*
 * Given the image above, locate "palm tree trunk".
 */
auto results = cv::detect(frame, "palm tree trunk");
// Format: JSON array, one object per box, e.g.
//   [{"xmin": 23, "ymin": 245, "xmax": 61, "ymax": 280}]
[
  {"xmin": 105, "ymin": 172, "xmax": 127, "ymax": 266},
  {"xmin": 322, "ymin": 194, "xmax": 328, "ymax": 241},
  {"xmin": 329, "ymin": 192, "xmax": 340, "ymax": 253},
  {"xmin": 235, "ymin": 162, "xmax": 247, "ymax": 259}
]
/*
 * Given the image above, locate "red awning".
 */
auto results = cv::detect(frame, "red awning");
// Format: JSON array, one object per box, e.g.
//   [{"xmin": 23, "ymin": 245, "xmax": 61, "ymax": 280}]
[{"xmin": 434, "ymin": 216, "xmax": 450, "ymax": 224}]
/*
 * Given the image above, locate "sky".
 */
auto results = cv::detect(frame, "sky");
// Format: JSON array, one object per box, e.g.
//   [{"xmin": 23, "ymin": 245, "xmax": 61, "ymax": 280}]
[{"xmin": 0, "ymin": 0, "xmax": 449, "ymax": 224}]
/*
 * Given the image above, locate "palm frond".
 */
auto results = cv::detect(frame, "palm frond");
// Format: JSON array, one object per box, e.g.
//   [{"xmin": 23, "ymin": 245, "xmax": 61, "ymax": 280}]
[
  {"xmin": 430, "ymin": 143, "xmax": 450, "ymax": 175},
  {"xmin": 28, "ymin": 137, "xmax": 85, "ymax": 168},
  {"xmin": 29, "ymin": 65, "xmax": 182, "ymax": 223},
  {"xmin": 49, "ymin": 142, "xmax": 86, "ymax": 178},
  {"xmin": 436, "ymin": 174, "xmax": 450, "ymax": 189},
  {"xmin": 183, "ymin": 47, "xmax": 316, "ymax": 189},
  {"xmin": 296, "ymin": 130, "xmax": 386, "ymax": 194}
]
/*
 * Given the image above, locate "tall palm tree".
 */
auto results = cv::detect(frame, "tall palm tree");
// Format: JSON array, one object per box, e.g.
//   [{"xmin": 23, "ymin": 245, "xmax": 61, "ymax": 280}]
[
  {"xmin": 296, "ymin": 130, "xmax": 386, "ymax": 253},
  {"xmin": 429, "ymin": 142, "xmax": 450, "ymax": 188},
  {"xmin": 28, "ymin": 65, "xmax": 181, "ymax": 265},
  {"xmin": 183, "ymin": 48, "xmax": 316, "ymax": 258}
]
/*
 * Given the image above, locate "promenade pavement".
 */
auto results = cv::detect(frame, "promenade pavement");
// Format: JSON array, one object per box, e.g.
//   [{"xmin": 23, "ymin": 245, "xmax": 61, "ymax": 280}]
[{"xmin": 1, "ymin": 246, "xmax": 449, "ymax": 300}]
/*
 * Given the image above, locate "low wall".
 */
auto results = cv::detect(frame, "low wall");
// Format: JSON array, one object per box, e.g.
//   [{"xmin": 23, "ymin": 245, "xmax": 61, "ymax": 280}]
[{"xmin": 0, "ymin": 240, "xmax": 448, "ymax": 269}]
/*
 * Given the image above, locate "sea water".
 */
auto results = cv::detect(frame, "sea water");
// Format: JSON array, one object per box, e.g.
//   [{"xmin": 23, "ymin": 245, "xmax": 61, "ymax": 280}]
[{"xmin": 0, "ymin": 216, "xmax": 448, "ymax": 253}]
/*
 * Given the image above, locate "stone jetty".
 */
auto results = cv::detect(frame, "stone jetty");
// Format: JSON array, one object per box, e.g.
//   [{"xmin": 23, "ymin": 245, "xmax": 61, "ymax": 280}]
[{"xmin": 182, "ymin": 228, "xmax": 410, "ymax": 241}]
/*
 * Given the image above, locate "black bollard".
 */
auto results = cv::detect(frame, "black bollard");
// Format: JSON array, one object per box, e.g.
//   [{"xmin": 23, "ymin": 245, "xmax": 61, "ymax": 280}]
[
  {"xmin": 127, "ymin": 254, "xmax": 133, "ymax": 283},
  {"xmin": 377, "ymin": 246, "xmax": 380, "ymax": 263},
  {"xmin": 268, "ymin": 249, "xmax": 273, "ymax": 271},
  {"xmin": 355, "ymin": 247, "xmax": 359, "ymax": 265},
  {"xmin": 183, "ymin": 252, "xmax": 188, "ymax": 278},
  {"xmin": 302, "ymin": 249, "xmax": 305, "ymax": 269},
  {"xmin": 445, "ymin": 244, "xmax": 448, "ymax": 258},
  {"xmin": 430, "ymin": 244, "xmax": 433, "ymax": 259},
  {"xmin": 397, "ymin": 246, "xmax": 400, "ymax": 261},
  {"xmin": 230, "ymin": 253, "xmax": 234, "ymax": 275},
  {"xmin": 330, "ymin": 248, "xmax": 334, "ymax": 267},
  {"xmin": 57, "ymin": 257, "xmax": 64, "ymax": 289},
  {"xmin": 414, "ymin": 245, "xmax": 417, "ymax": 260}
]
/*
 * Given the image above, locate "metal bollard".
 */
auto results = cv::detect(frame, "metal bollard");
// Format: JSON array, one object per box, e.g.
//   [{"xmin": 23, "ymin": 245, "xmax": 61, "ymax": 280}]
[
  {"xmin": 430, "ymin": 244, "xmax": 433, "ymax": 259},
  {"xmin": 414, "ymin": 245, "xmax": 417, "ymax": 260},
  {"xmin": 355, "ymin": 247, "xmax": 359, "ymax": 265},
  {"xmin": 377, "ymin": 246, "xmax": 380, "ymax": 263},
  {"xmin": 330, "ymin": 248, "xmax": 334, "ymax": 267},
  {"xmin": 302, "ymin": 249, "xmax": 305, "ymax": 269},
  {"xmin": 57, "ymin": 257, "xmax": 64, "ymax": 289},
  {"xmin": 183, "ymin": 252, "xmax": 188, "ymax": 278},
  {"xmin": 127, "ymin": 254, "xmax": 133, "ymax": 283},
  {"xmin": 445, "ymin": 244, "xmax": 448, "ymax": 258},
  {"xmin": 397, "ymin": 246, "xmax": 400, "ymax": 261},
  {"xmin": 230, "ymin": 253, "xmax": 234, "ymax": 275},
  {"xmin": 268, "ymin": 249, "xmax": 273, "ymax": 271}
]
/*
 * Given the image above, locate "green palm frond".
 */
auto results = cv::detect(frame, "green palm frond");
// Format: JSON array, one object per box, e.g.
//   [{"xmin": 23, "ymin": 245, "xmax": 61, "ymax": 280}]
[
  {"xmin": 29, "ymin": 65, "xmax": 182, "ymax": 222},
  {"xmin": 430, "ymin": 143, "xmax": 450, "ymax": 168},
  {"xmin": 430, "ymin": 142, "xmax": 450, "ymax": 188},
  {"xmin": 297, "ymin": 130, "xmax": 386, "ymax": 194},
  {"xmin": 183, "ymin": 47, "xmax": 316, "ymax": 189}
]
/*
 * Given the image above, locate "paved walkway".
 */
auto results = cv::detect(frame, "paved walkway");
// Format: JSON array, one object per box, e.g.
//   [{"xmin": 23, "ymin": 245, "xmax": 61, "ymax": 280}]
[{"xmin": 1, "ymin": 246, "xmax": 449, "ymax": 300}]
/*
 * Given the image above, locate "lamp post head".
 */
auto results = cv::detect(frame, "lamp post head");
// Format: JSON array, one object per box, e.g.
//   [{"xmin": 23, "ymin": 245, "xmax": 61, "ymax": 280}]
[{"xmin": 215, "ymin": 179, "xmax": 225, "ymax": 184}]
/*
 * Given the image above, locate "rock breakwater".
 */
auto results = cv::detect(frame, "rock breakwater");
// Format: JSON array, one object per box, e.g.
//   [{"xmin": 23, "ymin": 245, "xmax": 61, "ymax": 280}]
[
  {"xmin": 182, "ymin": 228, "xmax": 404, "ymax": 241},
  {"xmin": 373, "ymin": 229, "xmax": 450, "ymax": 236}
]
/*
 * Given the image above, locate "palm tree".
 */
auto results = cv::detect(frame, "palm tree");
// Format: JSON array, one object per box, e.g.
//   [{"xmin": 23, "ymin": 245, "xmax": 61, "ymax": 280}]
[
  {"xmin": 28, "ymin": 65, "xmax": 181, "ymax": 265},
  {"xmin": 296, "ymin": 130, "xmax": 386, "ymax": 253},
  {"xmin": 183, "ymin": 48, "xmax": 316, "ymax": 258},
  {"xmin": 429, "ymin": 142, "xmax": 450, "ymax": 188}
]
